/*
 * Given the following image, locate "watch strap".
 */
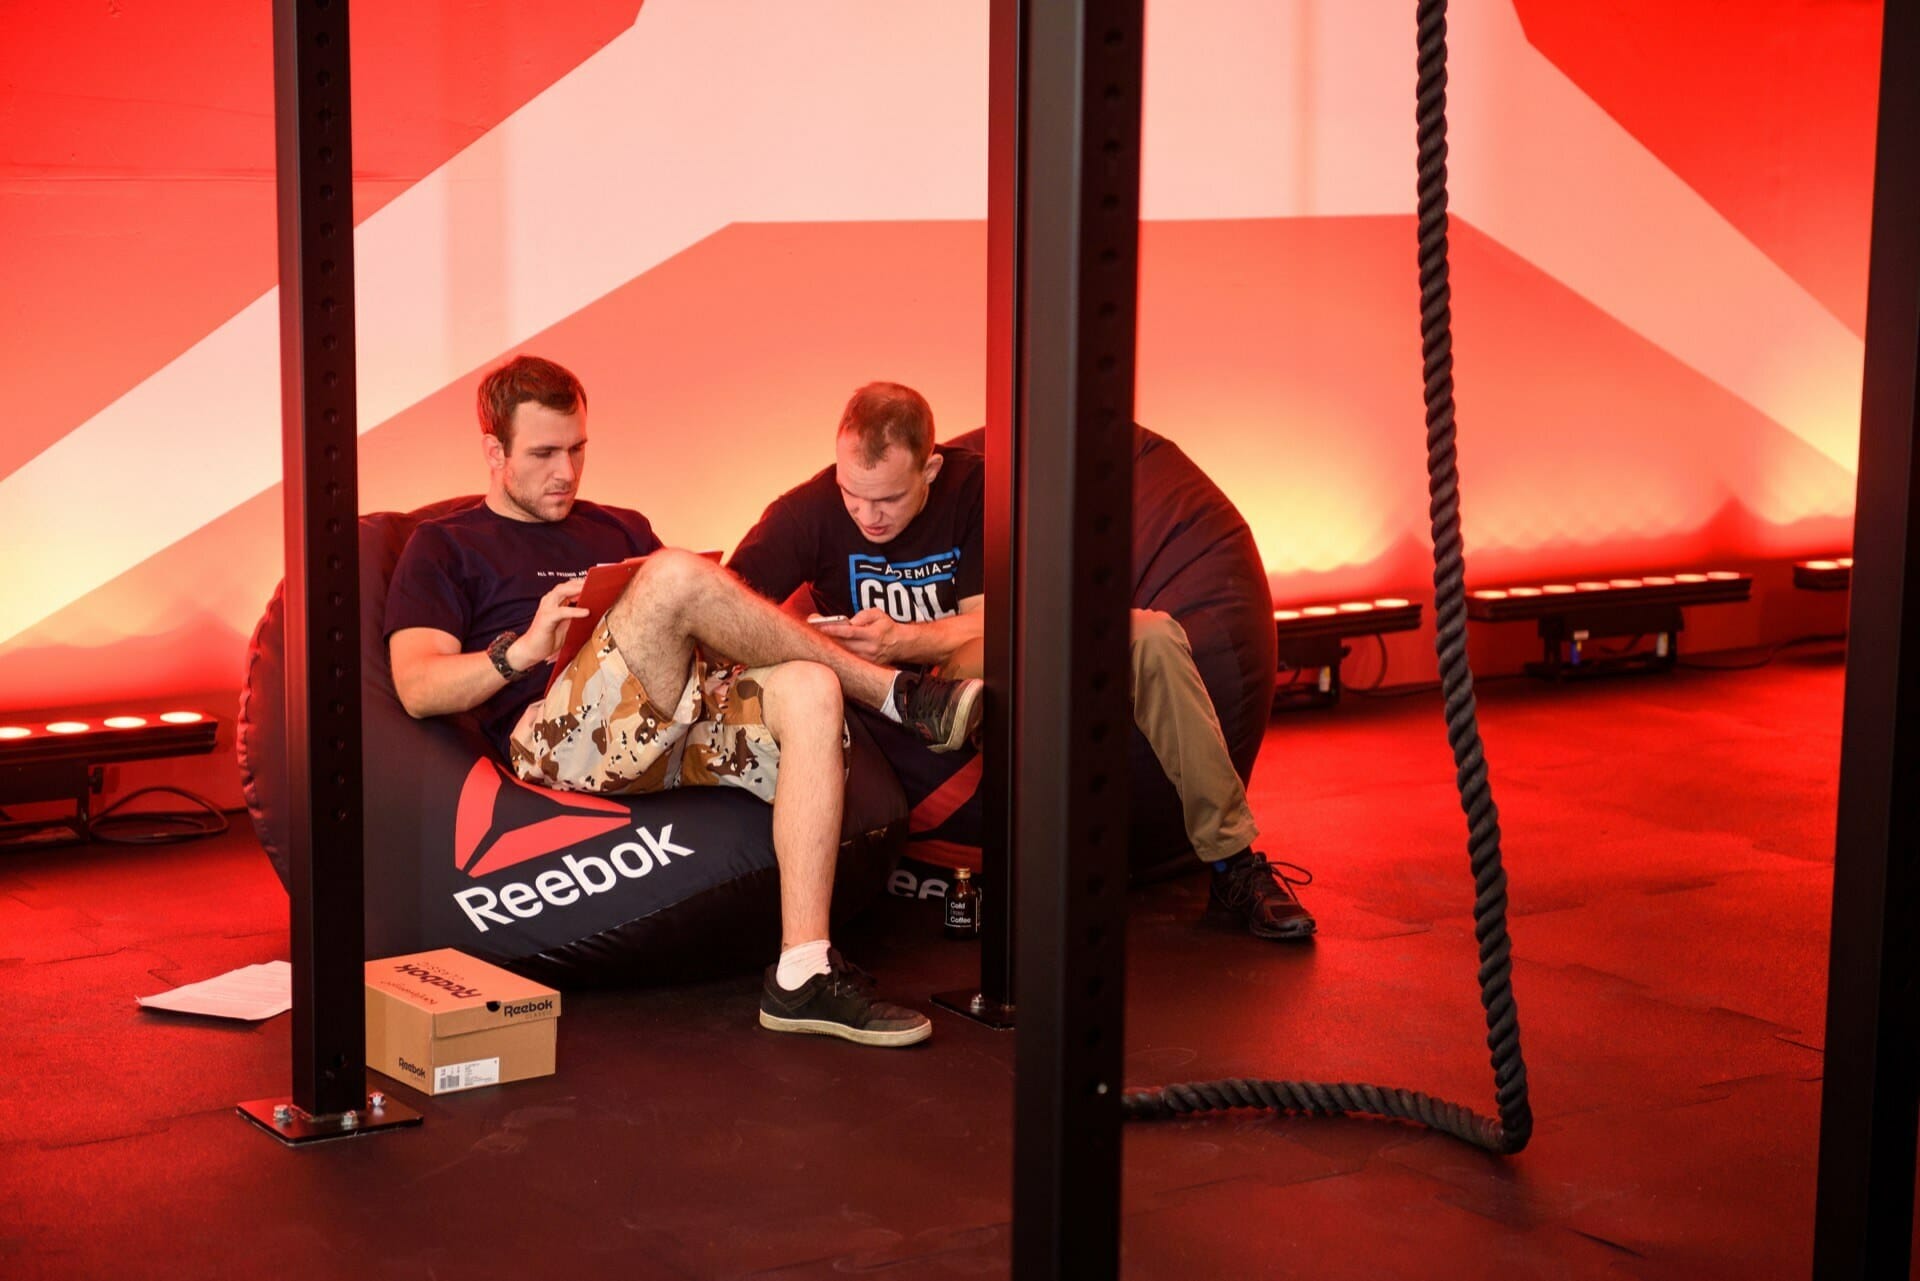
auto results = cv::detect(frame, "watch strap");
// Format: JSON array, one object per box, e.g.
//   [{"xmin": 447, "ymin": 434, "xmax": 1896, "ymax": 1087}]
[{"xmin": 487, "ymin": 631, "xmax": 522, "ymax": 680}]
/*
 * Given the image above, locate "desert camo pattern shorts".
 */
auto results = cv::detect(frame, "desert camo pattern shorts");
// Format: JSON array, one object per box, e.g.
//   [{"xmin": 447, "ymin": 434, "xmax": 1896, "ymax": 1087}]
[{"xmin": 508, "ymin": 615, "xmax": 842, "ymax": 803}]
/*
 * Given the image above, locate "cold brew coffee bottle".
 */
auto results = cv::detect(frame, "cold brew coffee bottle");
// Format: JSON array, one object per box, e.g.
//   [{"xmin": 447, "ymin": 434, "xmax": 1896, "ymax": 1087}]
[{"xmin": 944, "ymin": 867, "xmax": 981, "ymax": 940}]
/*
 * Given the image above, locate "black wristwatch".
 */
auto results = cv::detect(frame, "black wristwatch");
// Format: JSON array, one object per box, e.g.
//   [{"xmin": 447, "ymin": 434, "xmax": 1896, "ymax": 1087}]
[{"xmin": 487, "ymin": 631, "xmax": 525, "ymax": 681}]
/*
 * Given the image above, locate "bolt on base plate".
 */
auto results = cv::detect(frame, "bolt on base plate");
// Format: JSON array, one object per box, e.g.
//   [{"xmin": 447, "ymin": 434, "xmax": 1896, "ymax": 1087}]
[
  {"xmin": 238, "ymin": 1082, "xmax": 422, "ymax": 1146},
  {"xmin": 933, "ymin": 987, "xmax": 1016, "ymax": 1029}
]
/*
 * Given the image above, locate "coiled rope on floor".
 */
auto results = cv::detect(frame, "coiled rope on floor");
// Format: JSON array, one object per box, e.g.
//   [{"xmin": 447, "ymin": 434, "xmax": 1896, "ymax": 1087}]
[{"xmin": 1121, "ymin": 0, "xmax": 1533, "ymax": 1156}]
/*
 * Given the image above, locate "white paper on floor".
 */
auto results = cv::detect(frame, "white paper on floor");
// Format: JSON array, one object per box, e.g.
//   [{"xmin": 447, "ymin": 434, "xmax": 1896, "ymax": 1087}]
[{"xmin": 136, "ymin": 960, "xmax": 293, "ymax": 1021}]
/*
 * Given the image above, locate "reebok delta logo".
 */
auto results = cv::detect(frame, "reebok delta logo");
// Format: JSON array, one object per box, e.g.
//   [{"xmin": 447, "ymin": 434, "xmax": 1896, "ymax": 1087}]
[
  {"xmin": 454, "ymin": 758, "xmax": 631, "ymax": 878},
  {"xmin": 450, "ymin": 758, "xmax": 697, "ymax": 934}
]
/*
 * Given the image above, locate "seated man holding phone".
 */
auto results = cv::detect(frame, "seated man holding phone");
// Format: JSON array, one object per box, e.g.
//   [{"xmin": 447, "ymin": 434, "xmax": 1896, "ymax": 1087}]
[
  {"xmin": 385, "ymin": 356, "xmax": 985, "ymax": 1047},
  {"xmin": 729, "ymin": 382, "xmax": 1315, "ymax": 942}
]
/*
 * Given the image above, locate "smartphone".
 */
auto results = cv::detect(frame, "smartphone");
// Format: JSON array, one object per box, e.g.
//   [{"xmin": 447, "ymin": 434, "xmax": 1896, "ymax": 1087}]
[{"xmin": 808, "ymin": 614, "xmax": 850, "ymax": 626}]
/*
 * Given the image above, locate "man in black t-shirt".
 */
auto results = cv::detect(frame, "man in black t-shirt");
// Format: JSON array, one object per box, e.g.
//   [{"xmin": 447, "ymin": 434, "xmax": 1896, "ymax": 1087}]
[
  {"xmin": 728, "ymin": 385, "xmax": 989, "ymax": 863},
  {"xmin": 727, "ymin": 404, "xmax": 987, "ymax": 664},
  {"xmin": 731, "ymin": 382, "xmax": 1315, "ymax": 942},
  {"xmin": 385, "ymin": 356, "xmax": 988, "ymax": 1047}
]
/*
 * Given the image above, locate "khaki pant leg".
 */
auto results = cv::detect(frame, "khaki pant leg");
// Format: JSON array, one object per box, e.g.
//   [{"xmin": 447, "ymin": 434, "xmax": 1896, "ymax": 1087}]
[{"xmin": 1129, "ymin": 609, "xmax": 1260, "ymax": 863}]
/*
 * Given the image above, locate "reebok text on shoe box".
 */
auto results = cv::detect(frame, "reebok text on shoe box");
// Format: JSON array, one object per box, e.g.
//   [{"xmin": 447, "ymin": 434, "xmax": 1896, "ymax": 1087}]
[{"xmin": 365, "ymin": 949, "xmax": 560, "ymax": 1095}]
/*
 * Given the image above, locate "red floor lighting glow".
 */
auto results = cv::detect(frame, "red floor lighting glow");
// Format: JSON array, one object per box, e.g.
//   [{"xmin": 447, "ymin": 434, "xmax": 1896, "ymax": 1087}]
[
  {"xmin": 0, "ymin": 653, "xmax": 1845, "ymax": 1276},
  {"xmin": 0, "ymin": 0, "xmax": 1893, "ymax": 1272}
]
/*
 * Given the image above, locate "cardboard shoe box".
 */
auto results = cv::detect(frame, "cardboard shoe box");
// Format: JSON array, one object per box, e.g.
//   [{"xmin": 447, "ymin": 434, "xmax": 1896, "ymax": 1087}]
[{"xmin": 365, "ymin": 949, "xmax": 561, "ymax": 1095}]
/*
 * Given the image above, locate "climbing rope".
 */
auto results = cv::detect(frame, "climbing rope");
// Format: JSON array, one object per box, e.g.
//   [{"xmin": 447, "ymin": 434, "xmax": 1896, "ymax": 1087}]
[{"xmin": 1122, "ymin": 0, "xmax": 1533, "ymax": 1155}]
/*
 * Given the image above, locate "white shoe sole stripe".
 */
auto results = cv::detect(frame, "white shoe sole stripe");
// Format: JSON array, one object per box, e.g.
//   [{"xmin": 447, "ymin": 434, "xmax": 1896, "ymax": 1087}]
[{"xmin": 759, "ymin": 1009, "xmax": 932, "ymax": 1047}]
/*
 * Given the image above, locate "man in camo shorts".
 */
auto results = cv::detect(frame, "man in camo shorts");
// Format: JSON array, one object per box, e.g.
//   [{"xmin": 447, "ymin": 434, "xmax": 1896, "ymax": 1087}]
[
  {"xmin": 386, "ymin": 356, "xmax": 983, "ymax": 1047},
  {"xmin": 511, "ymin": 611, "xmax": 807, "ymax": 803}
]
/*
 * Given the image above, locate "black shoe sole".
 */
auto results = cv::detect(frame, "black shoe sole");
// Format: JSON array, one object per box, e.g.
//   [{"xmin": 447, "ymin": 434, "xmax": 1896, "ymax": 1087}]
[
  {"xmin": 927, "ymin": 678, "xmax": 984, "ymax": 754},
  {"xmin": 1204, "ymin": 902, "xmax": 1317, "ymax": 942}
]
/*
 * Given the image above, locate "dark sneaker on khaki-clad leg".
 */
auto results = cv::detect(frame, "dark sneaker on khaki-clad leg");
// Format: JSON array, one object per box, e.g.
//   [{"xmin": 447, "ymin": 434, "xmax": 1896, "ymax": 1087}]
[
  {"xmin": 1206, "ymin": 852, "xmax": 1317, "ymax": 941},
  {"xmin": 893, "ymin": 670, "xmax": 984, "ymax": 754},
  {"xmin": 759, "ymin": 950, "xmax": 933, "ymax": 1047}
]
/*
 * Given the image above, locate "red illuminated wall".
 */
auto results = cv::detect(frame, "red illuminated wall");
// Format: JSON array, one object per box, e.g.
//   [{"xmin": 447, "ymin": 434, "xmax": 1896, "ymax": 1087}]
[{"xmin": 0, "ymin": 0, "xmax": 1878, "ymax": 717}]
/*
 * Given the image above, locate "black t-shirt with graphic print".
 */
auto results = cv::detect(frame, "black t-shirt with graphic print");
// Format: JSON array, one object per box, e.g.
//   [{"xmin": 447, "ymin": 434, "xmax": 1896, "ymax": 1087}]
[
  {"xmin": 728, "ymin": 445, "xmax": 985, "ymax": 623},
  {"xmin": 384, "ymin": 499, "xmax": 662, "ymax": 757}
]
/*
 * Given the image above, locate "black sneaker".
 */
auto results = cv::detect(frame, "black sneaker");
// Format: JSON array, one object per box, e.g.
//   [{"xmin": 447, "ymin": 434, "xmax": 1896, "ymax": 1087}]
[
  {"xmin": 893, "ymin": 671, "xmax": 984, "ymax": 754},
  {"xmin": 759, "ymin": 950, "xmax": 933, "ymax": 1047},
  {"xmin": 1207, "ymin": 853, "xmax": 1317, "ymax": 941}
]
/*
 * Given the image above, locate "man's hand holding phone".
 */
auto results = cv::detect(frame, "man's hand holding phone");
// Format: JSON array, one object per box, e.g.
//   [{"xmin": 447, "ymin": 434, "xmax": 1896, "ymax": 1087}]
[{"xmin": 812, "ymin": 608, "xmax": 906, "ymax": 663}]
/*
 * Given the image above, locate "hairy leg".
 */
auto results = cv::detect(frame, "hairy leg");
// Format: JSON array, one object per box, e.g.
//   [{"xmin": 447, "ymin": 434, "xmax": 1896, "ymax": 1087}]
[
  {"xmin": 755, "ymin": 660, "xmax": 846, "ymax": 948},
  {"xmin": 600, "ymin": 559, "xmax": 700, "ymax": 713},
  {"xmin": 608, "ymin": 549, "xmax": 897, "ymax": 710},
  {"xmin": 937, "ymin": 635, "xmax": 986, "ymax": 680}
]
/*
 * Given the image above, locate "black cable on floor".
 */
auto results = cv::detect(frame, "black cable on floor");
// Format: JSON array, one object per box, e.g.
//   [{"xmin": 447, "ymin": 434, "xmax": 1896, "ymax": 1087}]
[
  {"xmin": 1350, "ymin": 633, "xmax": 1392, "ymax": 693},
  {"xmin": 89, "ymin": 786, "xmax": 230, "ymax": 845},
  {"xmin": 1123, "ymin": 0, "xmax": 1534, "ymax": 1155}
]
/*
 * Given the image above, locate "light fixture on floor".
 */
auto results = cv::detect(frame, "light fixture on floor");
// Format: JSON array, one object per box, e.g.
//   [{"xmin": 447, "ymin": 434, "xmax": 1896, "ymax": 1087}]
[
  {"xmin": 1793, "ymin": 557, "xmax": 1853, "ymax": 592},
  {"xmin": 0, "ymin": 710, "xmax": 221, "ymax": 850},
  {"xmin": 1272, "ymin": 597, "xmax": 1424, "ymax": 709},
  {"xmin": 1466, "ymin": 571, "xmax": 1753, "ymax": 678}
]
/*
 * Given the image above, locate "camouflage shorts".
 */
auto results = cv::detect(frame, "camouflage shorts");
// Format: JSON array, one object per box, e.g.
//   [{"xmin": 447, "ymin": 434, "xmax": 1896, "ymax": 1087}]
[{"xmin": 508, "ymin": 615, "xmax": 815, "ymax": 803}]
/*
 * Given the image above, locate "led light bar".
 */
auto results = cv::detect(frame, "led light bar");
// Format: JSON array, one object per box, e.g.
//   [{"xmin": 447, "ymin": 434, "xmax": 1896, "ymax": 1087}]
[
  {"xmin": 1273, "ymin": 597, "xmax": 1424, "ymax": 643},
  {"xmin": 1465, "ymin": 571, "xmax": 1752, "ymax": 622},
  {"xmin": 1793, "ymin": 557, "xmax": 1853, "ymax": 592},
  {"xmin": 0, "ymin": 711, "xmax": 218, "ymax": 769},
  {"xmin": 1464, "ymin": 570, "xmax": 1753, "ymax": 680},
  {"xmin": 0, "ymin": 710, "xmax": 219, "ymax": 851},
  {"xmin": 1272, "ymin": 597, "xmax": 1425, "ymax": 710}
]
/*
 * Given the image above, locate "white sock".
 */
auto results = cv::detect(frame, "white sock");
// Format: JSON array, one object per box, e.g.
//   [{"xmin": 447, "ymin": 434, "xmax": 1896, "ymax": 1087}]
[
  {"xmin": 880, "ymin": 674, "xmax": 905, "ymax": 723},
  {"xmin": 775, "ymin": 938, "xmax": 833, "ymax": 991}
]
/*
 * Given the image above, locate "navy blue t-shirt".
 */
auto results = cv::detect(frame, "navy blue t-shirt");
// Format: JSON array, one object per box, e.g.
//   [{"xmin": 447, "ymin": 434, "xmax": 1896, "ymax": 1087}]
[
  {"xmin": 730, "ymin": 449, "xmax": 986, "ymax": 848},
  {"xmin": 384, "ymin": 499, "xmax": 662, "ymax": 755},
  {"xmin": 728, "ymin": 445, "xmax": 985, "ymax": 621}
]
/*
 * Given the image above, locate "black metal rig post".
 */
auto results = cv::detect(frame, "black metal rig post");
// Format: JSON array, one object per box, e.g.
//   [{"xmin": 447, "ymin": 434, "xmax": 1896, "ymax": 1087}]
[
  {"xmin": 936, "ymin": 0, "xmax": 1026, "ymax": 1031},
  {"xmin": 1009, "ymin": 0, "xmax": 1144, "ymax": 1276},
  {"xmin": 1813, "ymin": 0, "xmax": 1920, "ymax": 1270},
  {"xmin": 240, "ymin": 0, "xmax": 418, "ymax": 1145}
]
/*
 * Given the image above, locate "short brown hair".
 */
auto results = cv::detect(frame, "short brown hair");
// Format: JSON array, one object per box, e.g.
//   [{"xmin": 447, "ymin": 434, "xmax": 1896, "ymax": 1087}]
[
  {"xmin": 478, "ymin": 355, "xmax": 587, "ymax": 450},
  {"xmin": 838, "ymin": 382, "xmax": 934, "ymax": 466}
]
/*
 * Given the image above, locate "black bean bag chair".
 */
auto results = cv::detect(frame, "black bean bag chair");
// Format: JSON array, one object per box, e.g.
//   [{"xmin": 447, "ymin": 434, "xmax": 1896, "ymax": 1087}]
[
  {"xmin": 895, "ymin": 423, "xmax": 1276, "ymax": 882},
  {"xmin": 237, "ymin": 497, "xmax": 909, "ymax": 987}
]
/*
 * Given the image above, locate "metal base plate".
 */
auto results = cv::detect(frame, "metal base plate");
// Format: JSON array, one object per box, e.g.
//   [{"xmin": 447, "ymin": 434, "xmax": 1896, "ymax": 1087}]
[
  {"xmin": 0, "ymin": 819, "xmax": 88, "ymax": 853},
  {"xmin": 1524, "ymin": 651, "xmax": 1677, "ymax": 682},
  {"xmin": 1272, "ymin": 676, "xmax": 1340, "ymax": 713},
  {"xmin": 238, "ymin": 1086, "xmax": 422, "ymax": 1146},
  {"xmin": 933, "ymin": 988, "xmax": 1017, "ymax": 1029}
]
